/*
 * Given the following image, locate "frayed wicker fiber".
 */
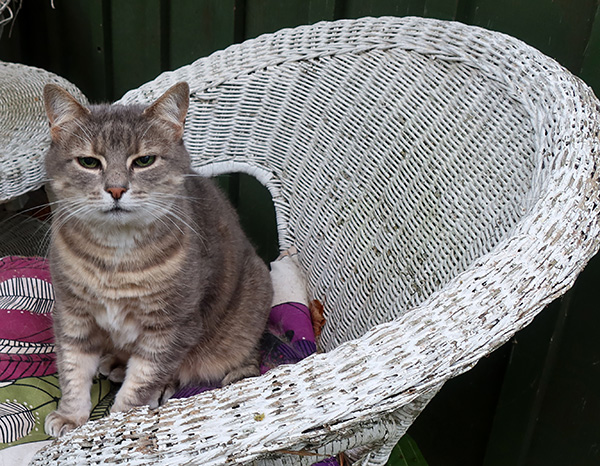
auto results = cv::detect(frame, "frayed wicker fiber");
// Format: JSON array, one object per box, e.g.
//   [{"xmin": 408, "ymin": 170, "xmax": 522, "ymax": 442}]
[{"xmin": 12, "ymin": 15, "xmax": 600, "ymax": 465}]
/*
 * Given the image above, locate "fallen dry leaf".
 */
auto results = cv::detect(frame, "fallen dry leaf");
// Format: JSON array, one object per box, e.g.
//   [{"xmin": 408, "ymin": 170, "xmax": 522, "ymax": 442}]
[{"xmin": 309, "ymin": 299, "xmax": 326, "ymax": 338}]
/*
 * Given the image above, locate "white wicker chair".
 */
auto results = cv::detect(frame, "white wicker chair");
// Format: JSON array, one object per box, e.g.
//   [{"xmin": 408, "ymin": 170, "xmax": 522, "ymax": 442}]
[
  {"xmin": 2, "ymin": 15, "xmax": 599, "ymax": 465},
  {"xmin": 0, "ymin": 61, "xmax": 88, "ymax": 203}
]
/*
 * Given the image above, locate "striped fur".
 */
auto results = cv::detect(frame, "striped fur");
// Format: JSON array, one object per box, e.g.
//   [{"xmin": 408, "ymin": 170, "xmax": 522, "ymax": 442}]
[{"xmin": 42, "ymin": 83, "xmax": 273, "ymax": 437}]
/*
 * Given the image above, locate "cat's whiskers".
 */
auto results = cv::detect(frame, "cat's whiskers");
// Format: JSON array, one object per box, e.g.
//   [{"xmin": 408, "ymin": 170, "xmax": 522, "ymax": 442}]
[
  {"xmin": 0, "ymin": 201, "xmax": 53, "ymax": 258},
  {"xmin": 153, "ymin": 191, "xmax": 211, "ymax": 213},
  {"xmin": 127, "ymin": 202, "xmax": 188, "ymax": 251},
  {"xmin": 51, "ymin": 199, "xmax": 95, "ymax": 232},
  {"xmin": 55, "ymin": 124, "xmax": 93, "ymax": 146},
  {"xmin": 45, "ymin": 194, "xmax": 203, "ymax": 253},
  {"xmin": 143, "ymin": 197, "xmax": 206, "ymax": 246},
  {"xmin": 159, "ymin": 192, "xmax": 210, "ymax": 205},
  {"xmin": 24, "ymin": 190, "xmax": 209, "ymax": 256},
  {"xmin": 29, "ymin": 198, "xmax": 78, "ymax": 254},
  {"xmin": 72, "ymin": 119, "xmax": 95, "ymax": 145},
  {"xmin": 0, "ymin": 198, "xmax": 58, "ymax": 230},
  {"xmin": 148, "ymin": 209, "xmax": 186, "ymax": 238},
  {"xmin": 28, "ymin": 198, "xmax": 76, "ymax": 254},
  {"xmin": 139, "ymin": 122, "xmax": 155, "ymax": 142},
  {"xmin": 41, "ymin": 197, "xmax": 85, "ymax": 228},
  {"xmin": 181, "ymin": 173, "xmax": 210, "ymax": 179},
  {"xmin": 165, "ymin": 209, "xmax": 206, "ymax": 249}
]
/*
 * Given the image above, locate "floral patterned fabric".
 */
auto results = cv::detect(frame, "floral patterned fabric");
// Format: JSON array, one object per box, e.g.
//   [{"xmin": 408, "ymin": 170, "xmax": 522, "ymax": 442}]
[{"xmin": 0, "ymin": 256, "xmax": 335, "ymax": 465}]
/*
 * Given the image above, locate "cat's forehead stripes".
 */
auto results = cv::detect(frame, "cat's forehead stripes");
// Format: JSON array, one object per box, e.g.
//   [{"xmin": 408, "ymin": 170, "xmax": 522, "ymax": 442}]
[{"xmin": 89, "ymin": 109, "xmax": 144, "ymax": 157}]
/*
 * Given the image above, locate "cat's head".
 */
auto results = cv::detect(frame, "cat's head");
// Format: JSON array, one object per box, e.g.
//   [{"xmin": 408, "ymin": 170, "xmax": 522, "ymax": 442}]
[{"xmin": 43, "ymin": 82, "xmax": 191, "ymax": 228}]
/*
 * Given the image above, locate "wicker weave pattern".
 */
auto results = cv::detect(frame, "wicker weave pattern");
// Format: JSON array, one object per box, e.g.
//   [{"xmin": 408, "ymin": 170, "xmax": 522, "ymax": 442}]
[
  {"xmin": 18, "ymin": 16, "xmax": 600, "ymax": 465},
  {"xmin": 0, "ymin": 61, "xmax": 88, "ymax": 202},
  {"xmin": 119, "ymin": 18, "xmax": 541, "ymax": 351}
]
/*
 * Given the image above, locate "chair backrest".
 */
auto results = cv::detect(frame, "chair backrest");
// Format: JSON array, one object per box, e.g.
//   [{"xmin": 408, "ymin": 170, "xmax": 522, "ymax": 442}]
[
  {"xmin": 118, "ymin": 16, "xmax": 598, "ymax": 351},
  {"xmin": 0, "ymin": 61, "xmax": 88, "ymax": 202}
]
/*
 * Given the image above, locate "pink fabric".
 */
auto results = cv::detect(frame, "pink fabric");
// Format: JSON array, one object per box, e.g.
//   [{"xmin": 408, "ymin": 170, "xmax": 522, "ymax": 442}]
[{"xmin": 0, "ymin": 257, "xmax": 56, "ymax": 381}]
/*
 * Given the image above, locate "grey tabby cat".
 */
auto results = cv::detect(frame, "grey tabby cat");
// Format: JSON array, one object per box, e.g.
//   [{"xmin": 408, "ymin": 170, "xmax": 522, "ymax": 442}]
[{"xmin": 42, "ymin": 82, "xmax": 273, "ymax": 437}]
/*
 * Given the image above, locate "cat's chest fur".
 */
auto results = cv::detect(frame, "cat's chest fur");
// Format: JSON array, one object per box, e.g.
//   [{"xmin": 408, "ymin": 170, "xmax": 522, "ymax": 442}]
[
  {"xmin": 55, "ymin": 222, "xmax": 188, "ymax": 295},
  {"xmin": 95, "ymin": 300, "xmax": 140, "ymax": 348},
  {"xmin": 53, "ymin": 223, "xmax": 190, "ymax": 349}
]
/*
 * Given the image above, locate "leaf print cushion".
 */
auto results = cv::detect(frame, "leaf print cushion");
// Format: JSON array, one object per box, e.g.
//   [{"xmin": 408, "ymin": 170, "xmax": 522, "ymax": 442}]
[
  {"xmin": 0, "ymin": 257, "xmax": 57, "ymax": 460},
  {"xmin": 0, "ymin": 257, "xmax": 58, "ymax": 453},
  {"xmin": 0, "ymin": 254, "xmax": 333, "ymax": 465},
  {"xmin": 0, "ymin": 255, "xmax": 55, "ymax": 381}
]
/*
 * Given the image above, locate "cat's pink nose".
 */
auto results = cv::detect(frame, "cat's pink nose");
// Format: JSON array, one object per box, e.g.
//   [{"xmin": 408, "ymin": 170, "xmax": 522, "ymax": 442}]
[{"xmin": 106, "ymin": 186, "xmax": 127, "ymax": 200}]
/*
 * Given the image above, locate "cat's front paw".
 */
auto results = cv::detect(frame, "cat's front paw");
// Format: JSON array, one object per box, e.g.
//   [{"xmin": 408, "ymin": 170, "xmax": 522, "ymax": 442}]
[
  {"xmin": 99, "ymin": 363, "xmax": 126, "ymax": 383},
  {"xmin": 45, "ymin": 410, "xmax": 87, "ymax": 437},
  {"xmin": 221, "ymin": 363, "xmax": 260, "ymax": 386},
  {"xmin": 99, "ymin": 353, "xmax": 128, "ymax": 383},
  {"xmin": 110, "ymin": 395, "xmax": 142, "ymax": 414}
]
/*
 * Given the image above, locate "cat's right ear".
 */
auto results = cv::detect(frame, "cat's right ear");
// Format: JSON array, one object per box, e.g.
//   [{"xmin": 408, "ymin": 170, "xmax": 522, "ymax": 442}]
[
  {"xmin": 43, "ymin": 84, "xmax": 90, "ymax": 140},
  {"xmin": 142, "ymin": 82, "xmax": 190, "ymax": 140}
]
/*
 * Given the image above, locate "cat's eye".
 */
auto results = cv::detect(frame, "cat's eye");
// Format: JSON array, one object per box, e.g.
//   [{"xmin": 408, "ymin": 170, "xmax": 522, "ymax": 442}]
[
  {"xmin": 77, "ymin": 157, "xmax": 101, "ymax": 169},
  {"xmin": 133, "ymin": 155, "xmax": 156, "ymax": 168}
]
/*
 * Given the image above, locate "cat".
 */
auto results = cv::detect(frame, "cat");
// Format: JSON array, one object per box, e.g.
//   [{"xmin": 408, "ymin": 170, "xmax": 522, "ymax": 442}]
[{"xmin": 42, "ymin": 82, "xmax": 274, "ymax": 437}]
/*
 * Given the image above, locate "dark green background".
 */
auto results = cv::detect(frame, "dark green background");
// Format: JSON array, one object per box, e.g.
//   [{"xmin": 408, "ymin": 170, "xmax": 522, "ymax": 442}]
[{"xmin": 2, "ymin": 1, "xmax": 599, "ymax": 465}]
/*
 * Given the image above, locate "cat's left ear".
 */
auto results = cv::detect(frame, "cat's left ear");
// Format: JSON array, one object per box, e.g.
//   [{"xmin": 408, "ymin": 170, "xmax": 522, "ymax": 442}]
[
  {"xmin": 143, "ymin": 82, "xmax": 190, "ymax": 140},
  {"xmin": 43, "ymin": 84, "xmax": 91, "ymax": 141}
]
